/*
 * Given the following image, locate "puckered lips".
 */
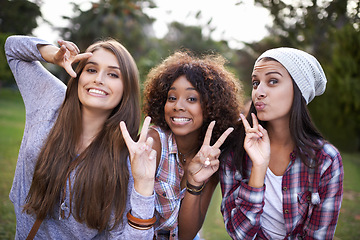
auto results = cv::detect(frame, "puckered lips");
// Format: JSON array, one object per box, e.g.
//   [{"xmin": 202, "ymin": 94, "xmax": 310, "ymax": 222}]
[{"xmin": 254, "ymin": 101, "xmax": 266, "ymax": 111}]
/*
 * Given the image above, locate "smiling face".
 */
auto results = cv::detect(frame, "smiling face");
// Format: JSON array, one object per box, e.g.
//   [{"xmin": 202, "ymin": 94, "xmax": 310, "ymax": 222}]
[
  {"xmin": 164, "ymin": 75, "xmax": 203, "ymax": 138},
  {"xmin": 78, "ymin": 48, "xmax": 124, "ymax": 116},
  {"xmin": 251, "ymin": 58, "xmax": 294, "ymax": 124}
]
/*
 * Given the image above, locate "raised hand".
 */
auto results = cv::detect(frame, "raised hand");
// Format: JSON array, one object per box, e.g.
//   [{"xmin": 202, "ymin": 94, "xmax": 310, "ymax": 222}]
[
  {"xmin": 240, "ymin": 113, "xmax": 270, "ymax": 168},
  {"xmin": 120, "ymin": 116, "xmax": 157, "ymax": 196},
  {"xmin": 55, "ymin": 40, "xmax": 93, "ymax": 78},
  {"xmin": 187, "ymin": 121, "xmax": 234, "ymax": 185}
]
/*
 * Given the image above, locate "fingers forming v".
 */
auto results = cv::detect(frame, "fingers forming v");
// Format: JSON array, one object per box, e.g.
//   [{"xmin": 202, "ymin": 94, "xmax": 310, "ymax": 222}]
[
  {"xmin": 138, "ymin": 116, "xmax": 151, "ymax": 143},
  {"xmin": 120, "ymin": 121, "xmax": 133, "ymax": 150},
  {"xmin": 212, "ymin": 127, "xmax": 234, "ymax": 149},
  {"xmin": 203, "ymin": 121, "xmax": 215, "ymax": 146}
]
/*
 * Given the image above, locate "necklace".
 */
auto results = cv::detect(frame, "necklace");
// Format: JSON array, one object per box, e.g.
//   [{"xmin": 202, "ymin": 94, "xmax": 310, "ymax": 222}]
[{"xmin": 178, "ymin": 147, "xmax": 198, "ymax": 162}]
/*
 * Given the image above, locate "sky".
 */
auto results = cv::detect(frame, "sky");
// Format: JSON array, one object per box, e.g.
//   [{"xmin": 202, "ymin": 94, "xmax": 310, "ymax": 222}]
[{"xmin": 33, "ymin": 0, "xmax": 271, "ymax": 49}]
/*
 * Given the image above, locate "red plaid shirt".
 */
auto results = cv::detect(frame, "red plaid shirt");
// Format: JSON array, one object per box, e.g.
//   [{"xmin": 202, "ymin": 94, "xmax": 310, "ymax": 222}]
[
  {"xmin": 151, "ymin": 126, "xmax": 186, "ymax": 240},
  {"xmin": 220, "ymin": 142, "xmax": 343, "ymax": 240}
]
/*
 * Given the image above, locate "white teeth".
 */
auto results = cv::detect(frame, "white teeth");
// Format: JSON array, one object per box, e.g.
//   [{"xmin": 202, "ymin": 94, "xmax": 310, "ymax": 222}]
[
  {"xmin": 172, "ymin": 117, "xmax": 190, "ymax": 122},
  {"xmin": 88, "ymin": 89, "xmax": 106, "ymax": 95}
]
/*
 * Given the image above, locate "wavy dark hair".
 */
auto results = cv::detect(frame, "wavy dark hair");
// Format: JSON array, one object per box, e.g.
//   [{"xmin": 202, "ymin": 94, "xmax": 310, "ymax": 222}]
[
  {"xmin": 23, "ymin": 39, "xmax": 140, "ymax": 231},
  {"xmin": 229, "ymin": 57, "xmax": 324, "ymax": 174},
  {"xmin": 143, "ymin": 50, "xmax": 243, "ymax": 148}
]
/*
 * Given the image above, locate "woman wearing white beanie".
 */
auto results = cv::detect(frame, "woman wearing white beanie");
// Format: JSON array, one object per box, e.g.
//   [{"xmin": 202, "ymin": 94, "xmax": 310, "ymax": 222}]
[{"xmin": 220, "ymin": 47, "xmax": 343, "ymax": 239}]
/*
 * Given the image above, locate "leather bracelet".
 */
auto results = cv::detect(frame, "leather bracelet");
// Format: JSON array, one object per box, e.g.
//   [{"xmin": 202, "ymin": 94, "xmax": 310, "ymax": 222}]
[
  {"xmin": 186, "ymin": 181, "xmax": 205, "ymax": 195},
  {"xmin": 127, "ymin": 211, "xmax": 156, "ymax": 230}
]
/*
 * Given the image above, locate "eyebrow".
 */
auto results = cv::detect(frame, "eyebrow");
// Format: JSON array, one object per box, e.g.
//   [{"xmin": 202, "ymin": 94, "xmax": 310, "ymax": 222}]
[
  {"xmin": 252, "ymin": 71, "xmax": 283, "ymax": 78},
  {"xmin": 266, "ymin": 71, "xmax": 283, "ymax": 76},
  {"xmin": 169, "ymin": 86, "xmax": 197, "ymax": 91},
  {"xmin": 85, "ymin": 61, "xmax": 120, "ymax": 70}
]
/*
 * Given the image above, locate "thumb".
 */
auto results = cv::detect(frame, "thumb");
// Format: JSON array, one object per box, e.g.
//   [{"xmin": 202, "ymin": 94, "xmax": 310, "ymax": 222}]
[{"xmin": 53, "ymin": 45, "xmax": 67, "ymax": 63}]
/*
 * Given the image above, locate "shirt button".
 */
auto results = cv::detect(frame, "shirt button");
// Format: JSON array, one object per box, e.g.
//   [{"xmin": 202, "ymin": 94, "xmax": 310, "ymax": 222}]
[
  {"xmin": 284, "ymin": 209, "xmax": 289, "ymax": 214},
  {"xmin": 172, "ymin": 234, "xmax": 176, "ymax": 237},
  {"xmin": 282, "ymin": 187, "xmax": 287, "ymax": 191},
  {"xmin": 307, "ymin": 195, "xmax": 311, "ymax": 201},
  {"xmin": 162, "ymin": 193, "xmax": 166, "ymax": 197}
]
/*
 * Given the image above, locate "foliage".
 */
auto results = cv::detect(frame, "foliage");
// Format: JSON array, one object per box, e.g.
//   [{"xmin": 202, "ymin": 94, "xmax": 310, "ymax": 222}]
[
  {"xmin": 59, "ymin": 0, "xmax": 240, "ymax": 84},
  {"xmin": 0, "ymin": 33, "xmax": 13, "ymax": 87},
  {"xmin": 0, "ymin": 0, "xmax": 42, "ymax": 35},
  {"xmin": 0, "ymin": 0, "xmax": 42, "ymax": 87},
  {"xmin": 253, "ymin": 0, "xmax": 356, "ymax": 58},
  {"xmin": 310, "ymin": 24, "xmax": 360, "ymax": 151},
  {"xmin": 59, "ymin": 0, "xmax": 164, "ymax": 83},
  {"xmin": 60, "ymin": 0, "xmax": 156, "ymax": 60}
]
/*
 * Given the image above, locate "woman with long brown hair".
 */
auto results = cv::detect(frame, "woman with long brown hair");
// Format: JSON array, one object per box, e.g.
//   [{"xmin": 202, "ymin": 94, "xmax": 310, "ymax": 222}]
[{"xmin": 5, "ymin": 35, "xmax": 156, "ymax": 239}]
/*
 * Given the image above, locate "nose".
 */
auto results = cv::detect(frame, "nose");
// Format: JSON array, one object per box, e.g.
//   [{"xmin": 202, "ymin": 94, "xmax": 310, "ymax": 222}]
[
  {"xmin": 94, "ymin": 72, "xmax": 105, "ymax": 85},
  {"xmin": 173, "ymin": 99, "xmax": 185, "ymax": 111},
  {"xmin": 254, "ymin": 83, "xmax": 266, "ymax": 99}
]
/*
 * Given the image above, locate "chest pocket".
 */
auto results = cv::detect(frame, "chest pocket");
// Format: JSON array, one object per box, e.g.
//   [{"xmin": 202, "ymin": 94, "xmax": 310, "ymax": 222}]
[
  {"xmin": 155, "ymin": 180, "xmax": 181, "ymax": 216},
  {"xmin": 297, "ymin": 191, "xmax": 312, "ymax": 218}
]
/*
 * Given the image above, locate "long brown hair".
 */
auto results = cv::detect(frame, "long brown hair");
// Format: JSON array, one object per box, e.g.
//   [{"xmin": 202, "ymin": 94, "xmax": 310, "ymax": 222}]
[{"xmin": 23, "ymin": 39, "xmax": 140, "ymax": 231}]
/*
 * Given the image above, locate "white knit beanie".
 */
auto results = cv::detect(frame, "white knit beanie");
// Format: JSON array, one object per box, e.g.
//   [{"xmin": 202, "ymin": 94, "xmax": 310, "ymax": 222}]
[{"xmin": 256, "ymin": 47, "xmax": 327, "ymax": 104}]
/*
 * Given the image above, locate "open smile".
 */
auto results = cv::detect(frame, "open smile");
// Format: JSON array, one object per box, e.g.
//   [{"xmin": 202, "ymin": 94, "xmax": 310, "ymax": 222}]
[
  {"xmin": 171, "ymin": 117, "xmax": 191, "ymax": 123},
  {"xmin": 87, "ymin": 88, "xmax": 108, "ymax": 96}
]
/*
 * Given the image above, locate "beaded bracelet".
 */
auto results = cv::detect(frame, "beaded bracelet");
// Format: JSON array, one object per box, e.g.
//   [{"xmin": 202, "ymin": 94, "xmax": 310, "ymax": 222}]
[
  {"xmin": 186, "ymin": 181, "xmax": 205, "ymax": 195},
  {"xmin": 127, "ymin": 211, "xmax": 156, "ymax": 230}
]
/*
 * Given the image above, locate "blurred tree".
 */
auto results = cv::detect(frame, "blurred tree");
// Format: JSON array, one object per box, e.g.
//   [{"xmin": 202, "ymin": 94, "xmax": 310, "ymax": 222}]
[
  {"xmin": 60, "ymin": 0, "xmax": 156, "ymax": 61},
  {"xmin": 0, "ymin": 0, "xmax": 42, "ymax": 87},
  {"xmin": 59, "ymin": 0, "xmax": 160, "ymax": 83},
  {"xmin": 253, "ymin": 0, "xmax": 356, "ymax": 59},
  {"xmin": 311, "ymin": 24, "xmax": 360, "ymax": 151},
  {"xmin": 160, "ymin": 21, "xmax": 232, "ymax": 55},
  {"xmin": 0, "ymin": 0, "xmax": 42, "ymax": 34}
]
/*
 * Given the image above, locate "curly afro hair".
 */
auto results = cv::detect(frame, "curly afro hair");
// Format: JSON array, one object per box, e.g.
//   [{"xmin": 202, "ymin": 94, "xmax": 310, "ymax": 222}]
[{"xmin": 143, "ymin": 50, "xmax": 244, "ymax": 146}]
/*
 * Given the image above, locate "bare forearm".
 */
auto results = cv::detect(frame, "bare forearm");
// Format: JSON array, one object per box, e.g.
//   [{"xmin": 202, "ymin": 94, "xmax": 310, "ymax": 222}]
[
  {"xmin": 178, "ymin": 176, "xmax": 218, "ymax": 239},
  {"xmin": 37, "ymin": 44, "xmax": 59, "ymax": 63},
  {"xmin": 248, "ymin": 165, "xmax": 267, "ymax": 188},
  {"xmin": 134, "ymin": 178, "xmax": 154, "ymax": 197}
]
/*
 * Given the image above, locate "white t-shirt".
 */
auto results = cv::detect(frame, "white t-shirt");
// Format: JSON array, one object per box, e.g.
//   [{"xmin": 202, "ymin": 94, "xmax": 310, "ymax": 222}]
[{"xmin": 261, "ymin": 168, "xmax": 287, "ymax": 239}]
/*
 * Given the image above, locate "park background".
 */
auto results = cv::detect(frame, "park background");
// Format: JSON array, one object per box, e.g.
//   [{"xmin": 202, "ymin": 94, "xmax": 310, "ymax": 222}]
[{"xmin": 0, "ymin": 0, "xmax": 359, "ymax": 239}]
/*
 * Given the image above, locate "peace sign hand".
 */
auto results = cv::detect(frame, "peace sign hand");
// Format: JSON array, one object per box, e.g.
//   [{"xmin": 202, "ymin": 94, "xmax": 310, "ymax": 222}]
[
  {"xmin": 54, "ymin": 40, "xmax": 92, "ymax": 78},
  {"xmin": 120, "ymin": 116, "xmax": 157, "ymax": 196},
  {"xmin": 240, "ymin": 113, "xmax": 270, "ymax": 168},
  {"xmin": 187, "ymin": 121, "xmax": 234, "ymax": 185}
]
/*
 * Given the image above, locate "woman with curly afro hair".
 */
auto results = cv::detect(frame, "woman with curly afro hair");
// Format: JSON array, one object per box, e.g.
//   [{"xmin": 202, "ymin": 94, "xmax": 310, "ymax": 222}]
[{"xmin": 143, "ymin": 50, "xmax": 244, "ymax": 239}]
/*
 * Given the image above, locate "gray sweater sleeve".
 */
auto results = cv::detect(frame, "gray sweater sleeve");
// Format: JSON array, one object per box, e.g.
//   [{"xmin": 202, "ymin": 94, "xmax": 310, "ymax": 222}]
[{"xmin": 5, "ymin": 35, "xmax": 66, "ymax": 115}]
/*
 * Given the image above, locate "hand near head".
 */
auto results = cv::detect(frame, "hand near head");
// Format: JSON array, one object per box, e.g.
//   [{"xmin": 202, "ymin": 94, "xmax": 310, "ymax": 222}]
[
  {"xmin": 240, "ymin": 113, "xmax": 270, "ymax": 169},
  {"xmin": 55, "ymin": 40, "xmax": 93, "ymax": 78},
  {"xmin": 187, "ymin": 121, "xmax": 233, "ymax": 185},
  {"xmin": 120, "ymin": 116, "xmax": 157, "ymax": 196},
  {"xmin": 38, "ymin": 40, "xmax": 92, "ymax": 78}
]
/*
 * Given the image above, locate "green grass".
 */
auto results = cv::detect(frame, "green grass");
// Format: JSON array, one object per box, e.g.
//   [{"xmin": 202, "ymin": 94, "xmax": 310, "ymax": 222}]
[
  {"xmin": 0, "ymin": 88, "xmax": 24, "ymax": 239},
  {"xmin": 0, "ymin": 88, "xmax": 359, "ymax": 239}
]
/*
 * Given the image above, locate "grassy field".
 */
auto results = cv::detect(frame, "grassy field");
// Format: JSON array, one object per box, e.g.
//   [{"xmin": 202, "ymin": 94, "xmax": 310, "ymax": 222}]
[{"xmin": 0, "ymin": 88, "xmax": 359, "ymax": 239}]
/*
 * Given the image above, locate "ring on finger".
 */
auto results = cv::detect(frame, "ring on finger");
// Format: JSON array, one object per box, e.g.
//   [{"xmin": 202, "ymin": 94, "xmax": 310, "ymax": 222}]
[{"xmin": 204, "ymin": 158, "xmax": 210, "ymax": 167}]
